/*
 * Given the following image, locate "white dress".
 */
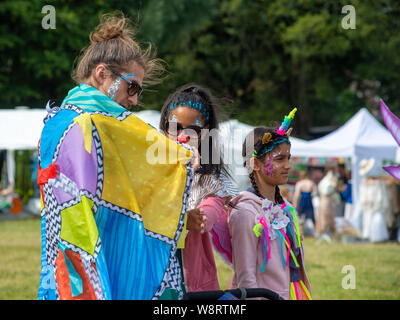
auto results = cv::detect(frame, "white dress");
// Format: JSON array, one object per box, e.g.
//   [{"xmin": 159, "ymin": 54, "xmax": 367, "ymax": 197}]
[{"xmin": 360, "ymin": 178, "xmax": 389, "ymax": 242}]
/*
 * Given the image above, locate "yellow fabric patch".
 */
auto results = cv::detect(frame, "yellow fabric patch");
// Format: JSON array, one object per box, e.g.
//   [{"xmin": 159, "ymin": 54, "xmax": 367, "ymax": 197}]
[
  {"xmin": 177, "ymin": 214, "xmax": 188, "ymax": 249},
  {"xmin": 40, "ymin": 193, "xmax": 44, "ymax": 211},
  {"xmin": 60, "ymin": 196, "xmax": 98, "ymax": 256},
  {"xmin": 91, "ymin": 113, "xmax": 193, "ymax": 240},
  {"xmin": 73, "ymin": 113, "xmax": 93, "ymax": 154}
]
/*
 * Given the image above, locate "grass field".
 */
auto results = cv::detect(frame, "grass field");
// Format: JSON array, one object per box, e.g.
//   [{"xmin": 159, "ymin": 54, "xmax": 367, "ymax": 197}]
[{"xmin": 0, "ymin": 218, "xmax": 399, "ymax": 300}]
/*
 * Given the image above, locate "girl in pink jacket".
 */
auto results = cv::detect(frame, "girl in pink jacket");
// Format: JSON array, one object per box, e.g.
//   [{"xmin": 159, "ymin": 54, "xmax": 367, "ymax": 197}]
[{"xmin": 228, "ymin": 109, "xmax": 312, "ymax": 300}]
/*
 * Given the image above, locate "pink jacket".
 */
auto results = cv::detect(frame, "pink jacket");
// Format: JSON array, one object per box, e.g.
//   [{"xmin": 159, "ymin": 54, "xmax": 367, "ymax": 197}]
[
  {"xmin": 228, "ymin": 191, "xmax": 311, "ymax": 300},
  {"xmin": 182, "ymin": 196, "xmax": 229, "ymax": 292}
]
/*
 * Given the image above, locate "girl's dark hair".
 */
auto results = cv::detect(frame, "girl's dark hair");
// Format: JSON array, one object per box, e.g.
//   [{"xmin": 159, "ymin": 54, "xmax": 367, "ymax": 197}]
[
  {"xmin": 160, "ymin": 83, "xmax": 231, "ymax": 184},
  {"xmin": 242, "ymin": 126, "xmax": 286, "ymax": 204}
]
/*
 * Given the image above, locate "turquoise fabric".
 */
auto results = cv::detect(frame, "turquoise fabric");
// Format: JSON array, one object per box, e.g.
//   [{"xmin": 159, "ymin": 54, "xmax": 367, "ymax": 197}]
[
  {"xmin": 94, "ymin": 206, "xmax": 172, "ymax": 300},
  {"xmin": 61, "ymin": 83, "xmax": 126, "ymax": 117}
]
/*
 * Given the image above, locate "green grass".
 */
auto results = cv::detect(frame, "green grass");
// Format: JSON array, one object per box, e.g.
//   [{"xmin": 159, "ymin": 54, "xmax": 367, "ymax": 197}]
[
  {"xmin": 1, "ymin": 218, "xmax": 399, "ymax": 300},
  {"xmin": 0, "ymin": 218, "xmax": 41, "ymax": 300}
]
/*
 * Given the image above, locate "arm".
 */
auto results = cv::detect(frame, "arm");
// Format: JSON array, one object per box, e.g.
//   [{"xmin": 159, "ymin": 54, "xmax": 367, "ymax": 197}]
[
  {"xmin": 312, "ymin": 181, "xmax": 318, "ymax": 197},
  {"xmin": 198, "ymin": 196, "xmax": 228, "ymax": 232},
  {"xmin": 229, "ymin": 204, "xmax": 259, "ymax": 288}
]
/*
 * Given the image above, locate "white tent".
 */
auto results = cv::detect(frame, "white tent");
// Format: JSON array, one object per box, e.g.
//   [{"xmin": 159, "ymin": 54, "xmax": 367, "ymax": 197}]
[
  {"xmin": 0, "ymin": 107, "xmax": 47, "ymax": 150},
  {"xmin": 292, "ymin": 108, "xmax": 398, "ymax": 233},
  {"xmin": 0, "ymin": 108, "xmax": 162, "ymax": 150}
]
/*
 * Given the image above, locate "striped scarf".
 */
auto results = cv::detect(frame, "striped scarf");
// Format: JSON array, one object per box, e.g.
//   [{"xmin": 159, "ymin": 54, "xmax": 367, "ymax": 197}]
[{"xmin": 61, "ymin": 83, "xmax": 126, "ymax": 117}]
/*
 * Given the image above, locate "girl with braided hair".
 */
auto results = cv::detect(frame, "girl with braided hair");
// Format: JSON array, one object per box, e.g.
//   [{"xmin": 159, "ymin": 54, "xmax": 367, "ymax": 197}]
[{"xmin": 228, "ymin": 109, "xmax": 312, "ymax": 300}]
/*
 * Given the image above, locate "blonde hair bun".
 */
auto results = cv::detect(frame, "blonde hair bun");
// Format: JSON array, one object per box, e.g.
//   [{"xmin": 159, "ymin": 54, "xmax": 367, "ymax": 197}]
[{"xmin": 89, "ymin": 14, "xmax": 134, "ymax": 43}]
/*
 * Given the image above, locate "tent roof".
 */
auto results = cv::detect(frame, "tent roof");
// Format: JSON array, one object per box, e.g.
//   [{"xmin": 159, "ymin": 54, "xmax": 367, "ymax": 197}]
[
  {"xmin": 293, "ymin": 108, "xmax": 398, "ymax": 158},
  {"xmin": 0, "ymin": 108, "xmax": 47, "ymax": 150}
]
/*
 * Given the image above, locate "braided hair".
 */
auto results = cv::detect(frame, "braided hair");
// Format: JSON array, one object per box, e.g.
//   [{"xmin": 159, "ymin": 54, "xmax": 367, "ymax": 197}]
[{"xmin": 243, "ymin": 127, "xmax": 287, "ymax": 204}]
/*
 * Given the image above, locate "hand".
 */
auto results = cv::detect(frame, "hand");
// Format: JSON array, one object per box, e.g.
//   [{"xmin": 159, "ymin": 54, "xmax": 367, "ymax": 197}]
[
  {"xmin": 223, "ymin": 196, "xmax": 233, "ymax": 211},
  {"xmin": 190, "ymin": 146, "xmax": 200, "ymax": 171},
  {"xmin": 186, "ymin": 207, "xmax": 206, "ymax": 233}
]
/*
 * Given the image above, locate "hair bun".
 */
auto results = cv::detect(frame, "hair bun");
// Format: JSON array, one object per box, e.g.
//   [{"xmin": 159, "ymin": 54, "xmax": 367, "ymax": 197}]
[{"xmin": 90, "ymin": 14, "xmax": 132, "ymax": 43}]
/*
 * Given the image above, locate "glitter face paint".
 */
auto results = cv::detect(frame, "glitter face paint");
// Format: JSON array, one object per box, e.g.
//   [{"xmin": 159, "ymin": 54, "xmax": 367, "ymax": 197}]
[
  {"xmin": 263, "ymin": 151, "xmax": 282, "ymax": 176},
  {"xmin": 264, "ymin": 157, "xmax": 274, "ymax": 176},
  {"xmin": 107, "ymin": 78, "xmax": 122, "ymax": 100},
  {"xmin": 107, "ymin": 73, "xmax": 137, "ymax": 100}
]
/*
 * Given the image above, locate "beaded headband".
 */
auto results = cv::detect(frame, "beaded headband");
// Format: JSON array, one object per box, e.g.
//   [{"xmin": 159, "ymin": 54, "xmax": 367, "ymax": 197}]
[
  {"xmin": 168, "ymin": 97, "xmax": 210, "ymax": 123},
  {"xmin": 253, "ymin": 108, "xmax": 297, "ymax": 158},
  {"xmin": 168, "ymin": 87, "xmax": 210, "ymax": 122}
]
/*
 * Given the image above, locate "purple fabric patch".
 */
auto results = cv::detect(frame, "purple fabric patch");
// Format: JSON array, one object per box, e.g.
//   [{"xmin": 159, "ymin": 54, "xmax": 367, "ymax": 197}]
[
  {"xmin": 53, "ymin": 186, "xmax": 75, "ymax": 204},
  {"xmin": 53, "ymin": 124, "xmax": 98, "ymax": 204}
]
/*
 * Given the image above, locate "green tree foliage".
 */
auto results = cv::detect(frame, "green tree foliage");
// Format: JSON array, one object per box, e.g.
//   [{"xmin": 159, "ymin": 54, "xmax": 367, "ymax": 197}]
[{"xmin": 1, "ymin": 0, "xmax": 400, "ymax": 137}]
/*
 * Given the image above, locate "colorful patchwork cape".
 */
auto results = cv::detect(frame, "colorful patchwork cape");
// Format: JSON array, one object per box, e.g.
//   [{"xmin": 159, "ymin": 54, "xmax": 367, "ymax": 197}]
[{"xmin": 37, "ymin": 84, "xmax": 193, "ymax": 300}]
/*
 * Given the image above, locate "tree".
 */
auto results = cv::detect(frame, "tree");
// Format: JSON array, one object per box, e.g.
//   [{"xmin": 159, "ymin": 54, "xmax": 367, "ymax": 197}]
[{"xmin": 1, "ymin": 0, "xmax": 400, "ymax": 138}]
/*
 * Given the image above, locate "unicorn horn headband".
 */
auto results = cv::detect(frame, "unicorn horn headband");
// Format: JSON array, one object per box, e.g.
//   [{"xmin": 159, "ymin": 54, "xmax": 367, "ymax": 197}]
[
  {"xmin": 252, "ymin": 107, "xmax": 298, "ymax": 158},
  {"xmin": 277, "ymin": 107, "xmax": 297, "ymax": 136}
]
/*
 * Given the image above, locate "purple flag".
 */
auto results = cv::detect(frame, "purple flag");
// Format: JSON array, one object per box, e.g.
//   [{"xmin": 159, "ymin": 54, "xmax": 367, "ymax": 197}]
[{"xmin": 380, "ymin": 99, "xmax": 400, "ymax": 180}]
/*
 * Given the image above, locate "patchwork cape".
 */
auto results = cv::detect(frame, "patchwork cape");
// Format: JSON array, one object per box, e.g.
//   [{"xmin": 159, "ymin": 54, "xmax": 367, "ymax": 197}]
[{"xmin": 37, "ymin": 84, "xmax": 193, "ymax": 300}]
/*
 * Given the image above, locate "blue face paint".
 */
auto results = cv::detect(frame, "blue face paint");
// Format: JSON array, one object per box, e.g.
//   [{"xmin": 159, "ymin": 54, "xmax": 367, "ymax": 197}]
[
  {"xmin": 107, "ymin": 73, "xmax": 137, "ymax": 100},
  {"xmin": 194, "ymin": 118, "xmax": 202, "ymax": 125},
  {"xmin": 169, "ymin": 115, "xmax": 178, "ymax": 121}
]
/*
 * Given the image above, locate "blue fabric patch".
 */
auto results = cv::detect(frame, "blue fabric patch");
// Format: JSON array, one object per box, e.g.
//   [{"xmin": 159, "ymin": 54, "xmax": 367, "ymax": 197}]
[
  {"xmin": 39, "ymin": 109, "xmax": 79, "ymax": 168},
  {"xmin": 94, "ymin": 206, "xmax": 172, "ymax": 300}
]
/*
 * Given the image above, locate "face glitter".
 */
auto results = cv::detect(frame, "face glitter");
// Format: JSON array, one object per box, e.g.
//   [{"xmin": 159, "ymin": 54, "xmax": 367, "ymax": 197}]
[
  {"xmin": 107, "ymin": 78, "xmax": 122, "ymax": 100},
  {"xmin": 264, "ymin": 156, "xmax": 275, "ymax": 176}
]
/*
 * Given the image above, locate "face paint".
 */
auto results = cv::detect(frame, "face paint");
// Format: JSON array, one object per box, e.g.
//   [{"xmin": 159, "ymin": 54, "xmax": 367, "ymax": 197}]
[
  {"xmin": 264, "ymin": 155, "xmax": 275, "ymax": 176},
  {"xmin": 107, "ymin": 73, "xmax": 137, "ymax": 100},
  {"xmin": 169, "ymin": 115, "xmax": 178, "ymax": 121},
  {"xmin": 107, "ymin": 78, "xmax": 122, "ymax": 100},
  {"xmin": 271, "ymin": 151, "xmax": 282, "ymax": 158},
  {"xmin": 194, "ymin": 118, "xmax": 202, "ymax": 126}
]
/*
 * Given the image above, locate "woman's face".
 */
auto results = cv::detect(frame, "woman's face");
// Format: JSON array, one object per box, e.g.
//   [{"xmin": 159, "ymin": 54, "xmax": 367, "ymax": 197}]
[
  {"xmin": 97, "ymin": 61, "xmax": 145, "ymax": 109},
  {"xmin": 166, "ymin": 106, "xmax": 206, "ymax": 148},
  {"xmin": 254, "ymin": 142, "xmax": 292, "ymax": 186}
]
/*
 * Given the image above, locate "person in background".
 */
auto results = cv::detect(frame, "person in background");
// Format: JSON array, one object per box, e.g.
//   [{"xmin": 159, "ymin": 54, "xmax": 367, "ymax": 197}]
[
  {"xmin": 315, "ymin": 169, "xmax": 338, "ymax": 242},
  {"xmin": 293, "ymin": 170, "xmax": 317, "ymax": 225},
  {"xmin": 340, "ymin": 170, "xmax": 353, "ymax": 224}
]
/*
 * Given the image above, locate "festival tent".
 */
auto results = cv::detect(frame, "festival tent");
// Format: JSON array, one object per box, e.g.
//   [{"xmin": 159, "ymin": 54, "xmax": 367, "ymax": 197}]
[
  {"xmin": 291, "ymin": 107, "xmax": 399, "ymax": 233},
  {"xmin": 0, "ymin": 108, "xmax": 162, "ymax": 150}
]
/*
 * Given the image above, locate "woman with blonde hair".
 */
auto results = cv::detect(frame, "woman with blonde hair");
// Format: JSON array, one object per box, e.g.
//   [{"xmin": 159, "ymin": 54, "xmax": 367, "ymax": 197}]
[{"xmin": 37, "ymin": 13, "xmax": 195, "ymax": 300}]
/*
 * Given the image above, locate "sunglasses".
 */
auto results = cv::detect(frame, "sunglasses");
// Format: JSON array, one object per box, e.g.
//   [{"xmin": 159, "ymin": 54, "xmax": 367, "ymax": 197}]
[
  {"xmin": 166, "ymin": 121, "xmax": 203, "ymax": 138},
  {"xmin": 109, "ymin": 69, "xmax": 143, "ymax": 97}
]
